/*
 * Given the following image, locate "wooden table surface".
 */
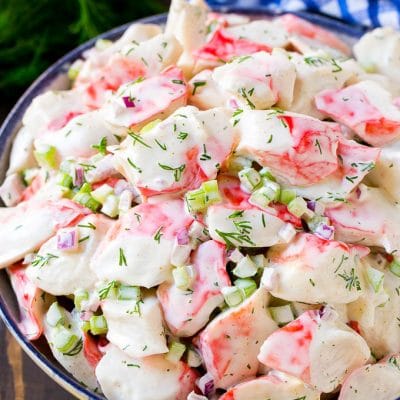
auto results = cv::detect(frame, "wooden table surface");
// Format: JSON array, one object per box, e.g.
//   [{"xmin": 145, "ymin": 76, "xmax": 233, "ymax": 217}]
[{"xmin": 0, "ymin": 107, "xmax": 73, "ymax": 400}]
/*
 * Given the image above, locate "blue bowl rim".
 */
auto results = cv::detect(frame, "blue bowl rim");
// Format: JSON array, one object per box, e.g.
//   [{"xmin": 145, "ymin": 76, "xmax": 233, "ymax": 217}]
[{"xmin": 0, "ymin": 7, "xmax": 365, "ymax": 400}]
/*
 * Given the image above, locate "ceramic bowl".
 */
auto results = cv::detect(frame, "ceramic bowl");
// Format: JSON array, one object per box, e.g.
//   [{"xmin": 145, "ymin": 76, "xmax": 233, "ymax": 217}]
[{"xmin": 0, "ymin": 8, "xmax": 364, "ymax": 399}]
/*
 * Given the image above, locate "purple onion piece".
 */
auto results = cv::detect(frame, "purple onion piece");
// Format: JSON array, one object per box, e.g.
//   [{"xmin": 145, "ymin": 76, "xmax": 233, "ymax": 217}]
[
  {"xmin": 306, "ymin": 200, "xmax": 316, "ymax": 211},
  {"xmin": 176, "ymin": 228, "xmax": 190, "ymax": 245},
  {"xmin": 74, "ymin": 166, "xmax": 85, "ymax": 187},
  {"xmin": 314, "ymin": 223, "xmax": 334, "ymax": 240},
  {"xmin": 57, "ymin": 228, "xmax": 78, "ymax": 251},
  {"xmin": 228, "ymin": 97, "xmax": 239, "ymax": 109},
  {"xmin": 122, "ymin": 96, "xmax": 135, "ymax": 108},
  {"xmin": 198, "ymin": 373, "xmax": 214, "ymax": 396}
]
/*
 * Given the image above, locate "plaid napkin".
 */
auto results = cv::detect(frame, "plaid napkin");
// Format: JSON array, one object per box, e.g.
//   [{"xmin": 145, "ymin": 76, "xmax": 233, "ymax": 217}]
[{"xmin": 206, "ymin": 0, "xmax": 400, "ymax": 28}]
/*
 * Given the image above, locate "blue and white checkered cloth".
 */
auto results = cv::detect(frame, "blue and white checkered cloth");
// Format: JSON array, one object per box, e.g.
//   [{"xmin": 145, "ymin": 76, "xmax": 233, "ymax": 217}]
[{"xmin": 206, "ymin": 0, "xmax": 400, "ymax": 29}]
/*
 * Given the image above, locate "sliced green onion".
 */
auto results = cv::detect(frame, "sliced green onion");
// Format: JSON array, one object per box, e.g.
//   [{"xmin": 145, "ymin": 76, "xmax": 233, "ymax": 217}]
[
  {"xmin": 232, "ymin": 255, "xmax": 258, "ymax": 278},
  {"xmin": 185, "ymin": 188, "xmax": 206, "ymax": 212},
  {"xmin": 74, "ymin": 290, "xmax": 89, "ymax": 311},
  {"xmin": 91, "ymin": 184, "xmax": 114, "ymax": 204},
  {"xmin": 101, "ymin": 194, "xmax": 119, "ymax": 218},
  {"xmin": 57, "ymin": 172, "xmax": 73, "ymax": 189},
  {"xmin": 227, "ymin": 156, "xmax": 252, "ymax": 172},
  {"xmin": 222, "ymin": 286, "xmax": 244, "ymax": 307},
  {"xmin": 187, "ymin": 347, "xmax": 203, "ymax": 367},
  {"xmin": 366, "ymin": 266, "xmax": 385, "ymax": 293},
  {"xmin": 173, "ymin": 265, "xmax": 195, "ymax": 290},
  {"xmin": 34, "ymin": 146, "xmax": 57, "ymax": 169},
  {"xmin": 46, "ymin": 302, "xmax": 66, "ymax": 327},
  {"xmin": 389, "ymin": 258, "xmax": 400, "ymax": 277},
  {"xmin": 140, "ymin": 119, "xmax": 162, "ymax": 133},
  {"xmin": 269, "ymin": 305, "xmax": 295, "ymax": 326},
  {"xmin": 117, "ymin": 285, "xmax": 141, "ymax": 301},
  {"xmin": 234, "ymin": 278, "xmax": 257, "ymax": 298},
  {"xmin": 287, "ymin": 197, "xmax": 308, "ymax": 217},
  {"xmin": 89, "ymin": 315, "xmax": 108, "ymax": 335},
  {"xmin": 166, "ymin": 341, "xmax": 186, "ymax": 363},
  {"xmin": 238, "ymin": 167, "xmax": 261, "ymax": 192},
  {"xmin": 202, "ymin": 180, "xmax": 221, "ymax": 205},
  {"xmin": 259, "ymin": 167, "xmax": 276, "ymax": 182},
  {"xmin": 280, "ymin": 189, "xmax": 297, "ymax": 205},
  {"xmin": 53, "ymin": 326, "xmax": 81, "ymax": 353}
]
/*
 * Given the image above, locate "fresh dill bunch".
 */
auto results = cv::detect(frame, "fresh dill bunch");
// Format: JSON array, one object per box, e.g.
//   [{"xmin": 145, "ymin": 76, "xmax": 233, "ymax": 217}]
[{"xmin": 0, "ymin": 0, "xmax": 167, "ymax": 103}]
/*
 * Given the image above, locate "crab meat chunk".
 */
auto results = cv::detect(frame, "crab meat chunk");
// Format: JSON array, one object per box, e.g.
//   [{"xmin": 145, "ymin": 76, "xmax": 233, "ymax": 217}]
[
  {"xmin": 113, "ymin": 106, "xmax": 234, "ymax": 197},
  {"xmin": 234, "ymin": 109, "xmax": 340, "ymax": 186},
  {"xmin": 287, "ymin": 138, "xmax": 380, "ymax": 202},
  {"xmin": 197, "ymin": 288, "xmax": 278, "ymax": 389},
  {"xmin": 91, "ymin": 198, "xmax": 193, "ymax": 288},
  {"xmin": 325, "ymin": 184, "xmax": 400, "ymax": 253},
  {"xmin": 315, "ymin": 80, "xmax": 400, "ymax": 147},
  {"xmin": 34, "ymin": 110, "xmax": 118, "ymax": 165},
  {"xmin": 277, "ymin": 14, "xmax": 351, "ymax": 56},
  {"xmin": 348, "ymin": 259, "xmax": 400, "ymax": 358},
  {"xmin": 266, "ymin": 232, "xmax": 368, "ymax": 304},
  {"xmin": 102, "ymin": 295, "xmax": 168, "ymax": 358},
  {"xmin": 339, "ymin": 354, "xmax": 400, "ymax": 400},
  {"xmin": 158, "ymin": 240, "xmax": 230, "ymax": 337},
  {"xmin": 225, "ymin": 19, "xmax": 290, "ymax": 49},
  {"xmin": 26, "ymin": 214, "xmax": 112, "ymax": 296},
  {"xmin": 0, "ymin": 189, "xmax": 89, "ymax": 269},
  {"xmin": 44, "ymin": 306, "xmax": 101, "ymax": 391},
  {"xmin": 104, "ymin": 66, "xmax": 188, "ymax": 132},
  {"xmin": 8, "ymin": 263, "xmax": 54, "ymax": 340},
  {"xmin": 219, "ymin": 370, "xmax": 320, "ymax": 400},
  {"xmin": 191, "ymin": 51, "xmax": 295, "ymax": 110},
  {"xmin": 288, "ymin": 52, "xmax": 354, "ymax": 118},
  {"xmin": 258, "ymin": 309, "xmax": 370, "ymax": 392},
  {"xmin": 95, "ymin": 344, "xmax": 197, "ymax": 400},
  {"xmin": 354, "ymin": 27, "xmax": 400, "ymax": 89}
]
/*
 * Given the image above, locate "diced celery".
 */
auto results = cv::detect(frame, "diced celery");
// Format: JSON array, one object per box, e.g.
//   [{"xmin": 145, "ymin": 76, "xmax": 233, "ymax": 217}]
[
  {"xmin": 269, "ymin": 305, "xmax": 295, "ymax": 326},
  {"xmin": 90, "ymin": 315, "xmax": 108, "ymax": 335},
  {"xmin": 46, "ymin": 302, "xmax": 66, "ymax": 327},
  {"xmin": 259, "ymin": 167, "xmax": 276, "ymax": 182},
  {"xmin": 366, "ymin": 266, "xmax": 385, "ymax": 293},
  {"xmin": 67, "ymin": 59, "xmax": 83, "ymax": 81},
  {"xmin": 238, "ymin": 167, "xmax": 261, "ymax": 192},
  {"xmin": 249, "ymin": 182, "xmax": 279, "ymax": 208},
  {"xmin": 166, "ymin": 341, "xmax": 186, "ymax": 363},
  {"xmin": 202, "ymin": 180, "xmax": 221, "ymax": 205},
  {"xmin": 173, "ymin": 265, "xmax": 195, "ymax": 290},
  {"xmin": 118, "ymin": 190, "xmax": 133, "ymax": 214},
  {"xmin": 307, "ymin": 215, "xmax": 329, "ymax": 232},
  {"xmin": 81, "ymin": 320, "xmax": 91, "ymax": 333},
  {"xmin": 187, "ymin": 347, "xmax": 203, "ymax": 367},
  {"xmin": 53, "ymin": 326, "xmax": 80, "ymax": 353},
  {"xmin": 234, "ymin": 278, "xmax": 257, "ymax": 298},
  {"xmin": 74, "ymin": 290, "xmax": 89, "ymax": 311},
  {"xmin": 57, "ymin": 172, "xmax": 73, "ymax": 189},
  {"xmin": 250, "ymin": 254, "xmax": 266, "ymax": 268},
  {"xmin": 22, "ymin": 168, "xmax": 39, "ymax": 186},
  {"xmin": 140, "ymin": 119, "xmax": 162, "ymax": 133},
  {"xmin": 101, "ymin": 194, "xmax": 119, "ymax": 218},
  {"xmin": 34, "ymin": 146, "xmax": 58, "ymax": 169},
  {"xmin": 117, "ymin": 285, "xmax": 141, "ymax": 301},
  {"xmin": 287, "ymin": 197, "xmax": 308, "ymax": 217},
  {"xmin": 232, "ymin": 255, "xmax": 258, "ymax": 278},
  {"xmin": 79, "ymin": 182, "xmax": 92, "ymax": 193},
  {"xmin": 280, "ymin": 188, "xmax": 296, "ymax": 205},
  {"xmin": 263, "ymin": 179, "xmax": 280, "ymax": 200},
  {"xmin": 91, "ymin": 184, "xmax": 114, "ymax": 204},
  {"xmin": 185, "ymin": 188, "xmax": 206, "ymax": 212},
  {"xmin": 95, "ymin": 38, "xmax": 112, "ymax": 50},
  {"xmin": 389, "ymin": 259, "xmax": 400, "ymax": 277},
  {"xmin": 222, "ymin": 286, "xmax": 244, "ymax": 307},
  {"xmin": 73, "ymin": 192, "xmax": 101, "ymax": 212}
]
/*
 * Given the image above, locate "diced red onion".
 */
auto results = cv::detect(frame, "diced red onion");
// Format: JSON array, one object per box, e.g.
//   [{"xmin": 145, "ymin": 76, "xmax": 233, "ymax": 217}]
[
  {"xmin": 228, "ymin": 97, "xmax": 239, "ymax": 109},
  {"xmin": 306, "ymin": 200, "xmax": 316, "ymax": 211},
  {"xmin": 355, "ymin": 187, "xmax": 361, "ymax": 199},
  {"xmin": 74, "ymin": 166, "xmax": 85, "ymax": 187},
  {"xmin": 177, "ymin": 228, "xmax": 190, "ymax": 245},
  {"xmin": 23, "ymin": 253, "xmax": 36, "ymax": 265},
  {"xmin": 197, "ymin": 373, "xmax": 214, "ymax": 396},
  {"xmin": 57, "ymin": 227, "xmax": 78, "ymax": 251},
  {"xmin": 80, "ymin": 311, "xmax": 93, "ymax": 321},
  {"xmin": 122, "ymin": 96, "xmax": 135, "ymax": 108},
  {"xmin": 228, "ymin": 248, "xmax": 244, "ymax": 263},
  {"xmin": 170, "ymin": 240, "xmax": 192, "ymax": 266},
  {"xmin": 314, "ymin": 223, "xmax": 334, "ymax": 240}
]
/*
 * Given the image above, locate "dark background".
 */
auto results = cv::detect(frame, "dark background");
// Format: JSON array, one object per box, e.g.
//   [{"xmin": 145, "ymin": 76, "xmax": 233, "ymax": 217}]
[{"xmin": 0, "ymin": 1, "xmax": 168, "ymax": 399}]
